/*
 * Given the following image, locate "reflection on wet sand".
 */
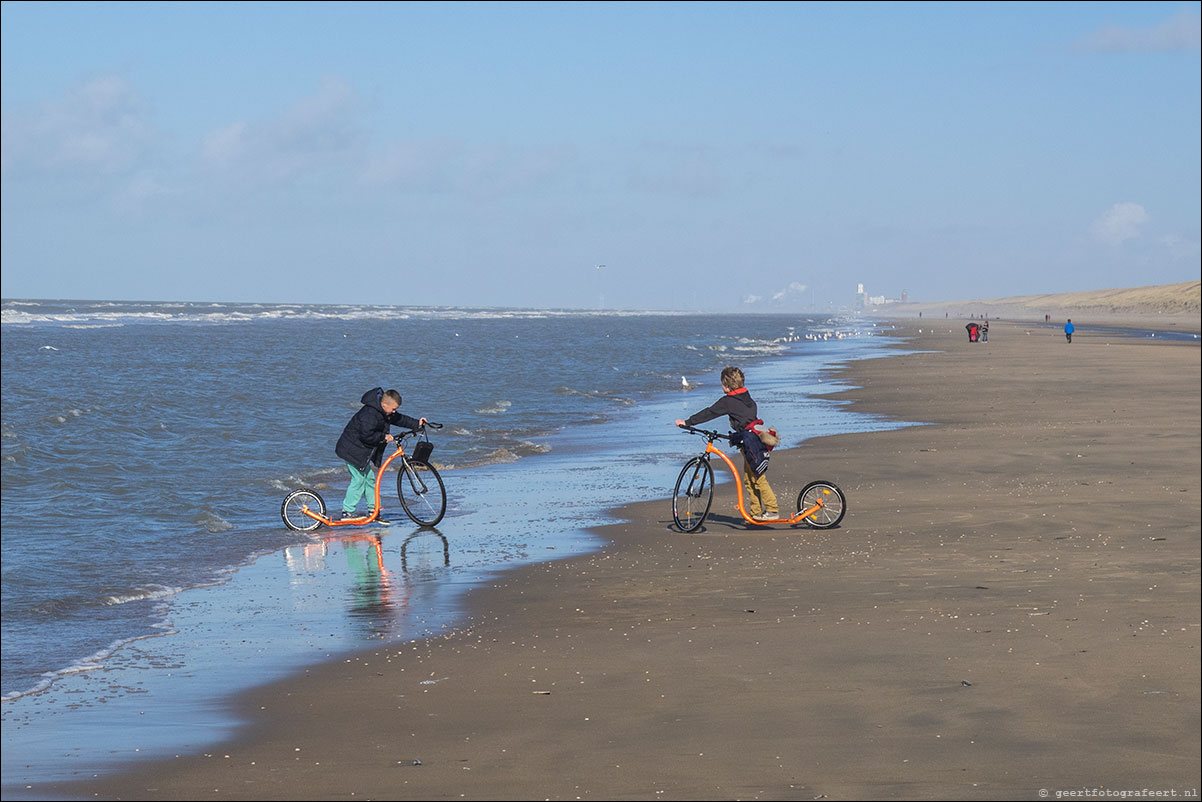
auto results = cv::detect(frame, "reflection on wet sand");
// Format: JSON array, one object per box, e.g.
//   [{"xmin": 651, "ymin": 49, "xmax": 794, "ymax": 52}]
[
  {"xmin": 281, "ymin": 528, "xmax": 452, "ymax": 641},
  {"xmin": 401, "ymin": 529, "xmax": 450, "ymax": 575}
]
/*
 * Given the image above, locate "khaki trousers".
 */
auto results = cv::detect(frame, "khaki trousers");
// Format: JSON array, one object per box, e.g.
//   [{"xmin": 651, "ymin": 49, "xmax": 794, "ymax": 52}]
[{"xmin": 742, "ymin": 457, "xmax": 778, "ymax": 516}]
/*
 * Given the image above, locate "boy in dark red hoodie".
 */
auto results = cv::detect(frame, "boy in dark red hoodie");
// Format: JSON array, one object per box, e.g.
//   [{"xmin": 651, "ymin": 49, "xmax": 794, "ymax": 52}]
[{"xmin": 676, "ymin": 366, "xmax": 778, "ymax": 520}]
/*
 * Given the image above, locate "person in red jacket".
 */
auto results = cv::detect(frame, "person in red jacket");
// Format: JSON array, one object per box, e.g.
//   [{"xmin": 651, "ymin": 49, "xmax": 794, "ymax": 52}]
[{"xmin": 676, "ymin": 366, "xmax": 778, "ymax": 521}]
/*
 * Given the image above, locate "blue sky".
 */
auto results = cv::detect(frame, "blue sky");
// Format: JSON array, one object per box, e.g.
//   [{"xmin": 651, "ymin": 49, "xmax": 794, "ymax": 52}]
[{"xmin": 2, "ymin": 1, "xmax": 1199, "ymax": 310}]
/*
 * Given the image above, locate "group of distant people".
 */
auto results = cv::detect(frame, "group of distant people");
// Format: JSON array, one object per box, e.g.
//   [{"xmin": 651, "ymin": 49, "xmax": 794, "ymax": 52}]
[
  {"xmin": 965, "ymin": 320, "xmax": 989, "ymax": 342},
  {"xmin": 965, "ymin": 318, "xmax": 1074, "ymax": 343}
]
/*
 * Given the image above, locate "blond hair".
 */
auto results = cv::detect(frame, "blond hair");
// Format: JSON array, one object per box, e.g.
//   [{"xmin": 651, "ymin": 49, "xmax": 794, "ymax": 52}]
[{"xmin": 720, "ymin": 366, "xmax": 744, "ymax": 390}]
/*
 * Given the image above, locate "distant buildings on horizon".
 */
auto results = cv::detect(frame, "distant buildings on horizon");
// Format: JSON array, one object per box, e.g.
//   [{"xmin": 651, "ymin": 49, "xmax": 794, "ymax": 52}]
[{"xmin": 855, "ymin": 283, "xmax": 908, "ymax": 311}]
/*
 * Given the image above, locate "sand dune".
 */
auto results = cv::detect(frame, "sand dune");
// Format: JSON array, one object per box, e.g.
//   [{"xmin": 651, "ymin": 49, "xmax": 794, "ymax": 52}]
[{"xmin": 888, "ymin": 280, "xmax": 1200, "ymax": 329}]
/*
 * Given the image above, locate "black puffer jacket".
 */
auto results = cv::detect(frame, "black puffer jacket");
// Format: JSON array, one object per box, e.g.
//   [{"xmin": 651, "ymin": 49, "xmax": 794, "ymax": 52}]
[{"xmin": 335, "ymin": 388, "xmax": 422, "ymax": 471}]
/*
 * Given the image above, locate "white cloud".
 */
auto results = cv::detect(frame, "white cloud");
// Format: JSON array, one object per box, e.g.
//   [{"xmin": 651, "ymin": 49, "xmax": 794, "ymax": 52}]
[
  {"xmin": 1080, "ymin": 8, "xmax": 1201, "ymax": 52},
  {"xmin": 742, "ymin": 282, "xmax": 809, "ymax": 307},
  {"xmin": 200, "ymin": 122, "xmax": 250, "ymax": 169},
  {"xmin": 112, "ymin": 174, "xmax": 177, "ymax": 212},
  {"xmin": 626, "ymin": 144, "xmax": 726, "ymax": 197},
  {"xmin": 360, "ymin": 139, "xmax": 461, "ymax": 189},
  {"xmin": 771, "ymin": 282, "xmax": 808, "ymax": 301},
  {"xmin": 1, "ymin": 75, "xmax": 156, "ymax": 178},
  {"xmin": 1158, "ymin": 233, "xmax": 1202, "ymax": 261},
  {"xmin": 197, "ymin": 78, "xmax": 361, "ymax": 183},
  {"xmin": 1093, "ymin": 202, "xmax": 1150, "ymax": 245},
  {"xmin": 360, "ymin": 138, "xmax": 579, "ymax": 198}
]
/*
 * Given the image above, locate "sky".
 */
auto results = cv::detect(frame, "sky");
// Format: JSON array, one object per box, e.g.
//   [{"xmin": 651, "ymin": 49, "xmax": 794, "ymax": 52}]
[{"xmin": 2, "ymin": 1, "xmax": 1199, "ymax": 311}]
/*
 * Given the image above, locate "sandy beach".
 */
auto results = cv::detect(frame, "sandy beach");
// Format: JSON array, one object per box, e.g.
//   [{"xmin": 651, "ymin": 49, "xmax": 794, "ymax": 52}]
[{"xmin": 41, "ymin": 317, "xmax": 1200, "ymax": 801}]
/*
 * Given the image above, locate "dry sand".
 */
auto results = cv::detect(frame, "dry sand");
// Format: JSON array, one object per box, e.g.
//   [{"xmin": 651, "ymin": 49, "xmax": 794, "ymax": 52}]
[{"xmin": 46, "ymin": 319, "xmax": 1200, "ymax": 801}]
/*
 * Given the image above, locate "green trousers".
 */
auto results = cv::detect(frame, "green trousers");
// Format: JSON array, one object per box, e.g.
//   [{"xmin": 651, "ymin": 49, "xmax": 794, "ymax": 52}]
[{"xmin": 342, "ymin": 462, "xmax": 376, "ymax": 514}]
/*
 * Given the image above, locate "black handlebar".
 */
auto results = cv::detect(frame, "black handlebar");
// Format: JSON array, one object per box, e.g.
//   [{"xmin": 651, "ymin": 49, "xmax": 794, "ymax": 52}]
[
  {"xmin": 678, "ymin": 424, "xmax": 727, "ymax": 442},
  {"xmin": 395, "ymin": 421, "xmax": 443, "ymax": 436}
]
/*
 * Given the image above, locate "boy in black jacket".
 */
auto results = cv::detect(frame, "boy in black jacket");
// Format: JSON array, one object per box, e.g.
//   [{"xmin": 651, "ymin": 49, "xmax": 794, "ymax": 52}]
[
  {"xmin": 676, "ymin": 366, "xmax": 778, "ymax": 520},
  {"xmin": 336, "ymin": 388, "xmax": 425, "ymax": 519}
]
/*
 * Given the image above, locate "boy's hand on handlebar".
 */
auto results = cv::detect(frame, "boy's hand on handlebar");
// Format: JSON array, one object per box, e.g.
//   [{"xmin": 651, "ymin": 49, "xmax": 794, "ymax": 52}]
[{"xmin": 675, "ymin": 419, "xmax": 687, "ymax": 427}]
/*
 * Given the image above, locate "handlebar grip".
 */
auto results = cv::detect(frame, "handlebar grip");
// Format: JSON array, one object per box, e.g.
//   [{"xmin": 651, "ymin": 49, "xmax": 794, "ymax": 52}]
[{"xmin": 425, "ymin": 421, "xmax": 443, "ymax": 430}]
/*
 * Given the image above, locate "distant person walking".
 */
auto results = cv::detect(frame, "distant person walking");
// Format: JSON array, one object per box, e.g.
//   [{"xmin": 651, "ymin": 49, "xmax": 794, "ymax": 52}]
[{"xmin": 1064, "ymin": 319, "xmax": 1075, "ymax": 343}]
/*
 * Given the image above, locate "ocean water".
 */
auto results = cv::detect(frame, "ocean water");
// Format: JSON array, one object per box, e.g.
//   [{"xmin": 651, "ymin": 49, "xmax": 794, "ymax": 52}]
[{"xmin": 1, "ymin": 299, "xmax": 910, "ymax": 788}]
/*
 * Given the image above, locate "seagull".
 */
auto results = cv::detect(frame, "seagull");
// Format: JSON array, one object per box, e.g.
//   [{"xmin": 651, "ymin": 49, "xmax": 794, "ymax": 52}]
[
  {"xmin": 681, "ymin": 376, "xmax": 695, "ymax": 390},
  {"xmin": 594, "ymin": 264, "xmax": 606, "ymax": 270}
]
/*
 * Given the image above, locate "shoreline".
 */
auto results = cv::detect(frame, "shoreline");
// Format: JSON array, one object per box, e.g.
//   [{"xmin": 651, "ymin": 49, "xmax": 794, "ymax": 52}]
[
  {"xmin": 1, "ymin": 309, "xmax": 843, "ymax": 708},
  {"xmin": 2, "ymin": 318, "xmax": 892, "ymax": 790},
  {"xmin": 29, "ymin": 319, "xmax": 1202, "ymax": 800}
]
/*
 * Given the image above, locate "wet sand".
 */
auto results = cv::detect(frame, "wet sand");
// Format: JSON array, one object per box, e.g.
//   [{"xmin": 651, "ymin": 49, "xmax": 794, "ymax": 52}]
[{"xmin": 43, "ymin": 319, "xmax": 1200, "ymax": 800}]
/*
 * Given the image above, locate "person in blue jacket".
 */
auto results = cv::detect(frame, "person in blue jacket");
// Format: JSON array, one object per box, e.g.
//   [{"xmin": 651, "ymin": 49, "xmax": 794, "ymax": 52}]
[
  {"xmin": 335, "ymin": 388, "xmax": 425, "ymax": 519},
  {"xmin": 1064, "ymin": 319, "xmax": 1075, "ymax": 343}
]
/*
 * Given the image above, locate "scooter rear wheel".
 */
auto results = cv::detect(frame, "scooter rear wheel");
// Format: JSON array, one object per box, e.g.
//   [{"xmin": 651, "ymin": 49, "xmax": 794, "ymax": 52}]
[
  {"xmin": 796, "ymin": 481, "xmax": 845, "ymax": 529},
  {"xmin": 281, "ymin": 488, "xmax": 326, "ymax": 532}
]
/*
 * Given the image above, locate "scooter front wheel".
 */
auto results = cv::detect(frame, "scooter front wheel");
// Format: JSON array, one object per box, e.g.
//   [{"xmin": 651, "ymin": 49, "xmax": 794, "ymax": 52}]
[
  {"xmin": 672, "ymin": 457, "xmax": 714, "ymax": 532},
  {"xmin": 397, "ymin": 459, "xmax": 447, "ymax": 527},
  {"xmin": 281, "ymin": 488, "xmax": 326, "ymax": 532}
]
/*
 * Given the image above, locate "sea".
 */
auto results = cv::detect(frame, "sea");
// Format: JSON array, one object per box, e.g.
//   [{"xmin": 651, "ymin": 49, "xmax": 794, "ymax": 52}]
[{"xmin": 1, "ymin": 299, "xmax": 912, "ymax": 791}]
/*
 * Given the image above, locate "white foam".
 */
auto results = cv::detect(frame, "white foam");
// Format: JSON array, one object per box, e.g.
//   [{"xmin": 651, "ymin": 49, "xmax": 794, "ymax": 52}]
[
  {"xmin": 197, "ymin": 512, "xmax": 235, "ymax": 533},
  {"xmin": 101, "ymin": 584, "xmax": 185, "ymax": 606},
  {"xmin": 1, "ymin": 629, "xmax": 177, "ymax": 702},
  {"xmin": 3, "ymin": 301, "xmax": 693, "ymax": 327},
  {"xmin": 474, "ymin": 400, "xmax": 512, "ymax": 415}
]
